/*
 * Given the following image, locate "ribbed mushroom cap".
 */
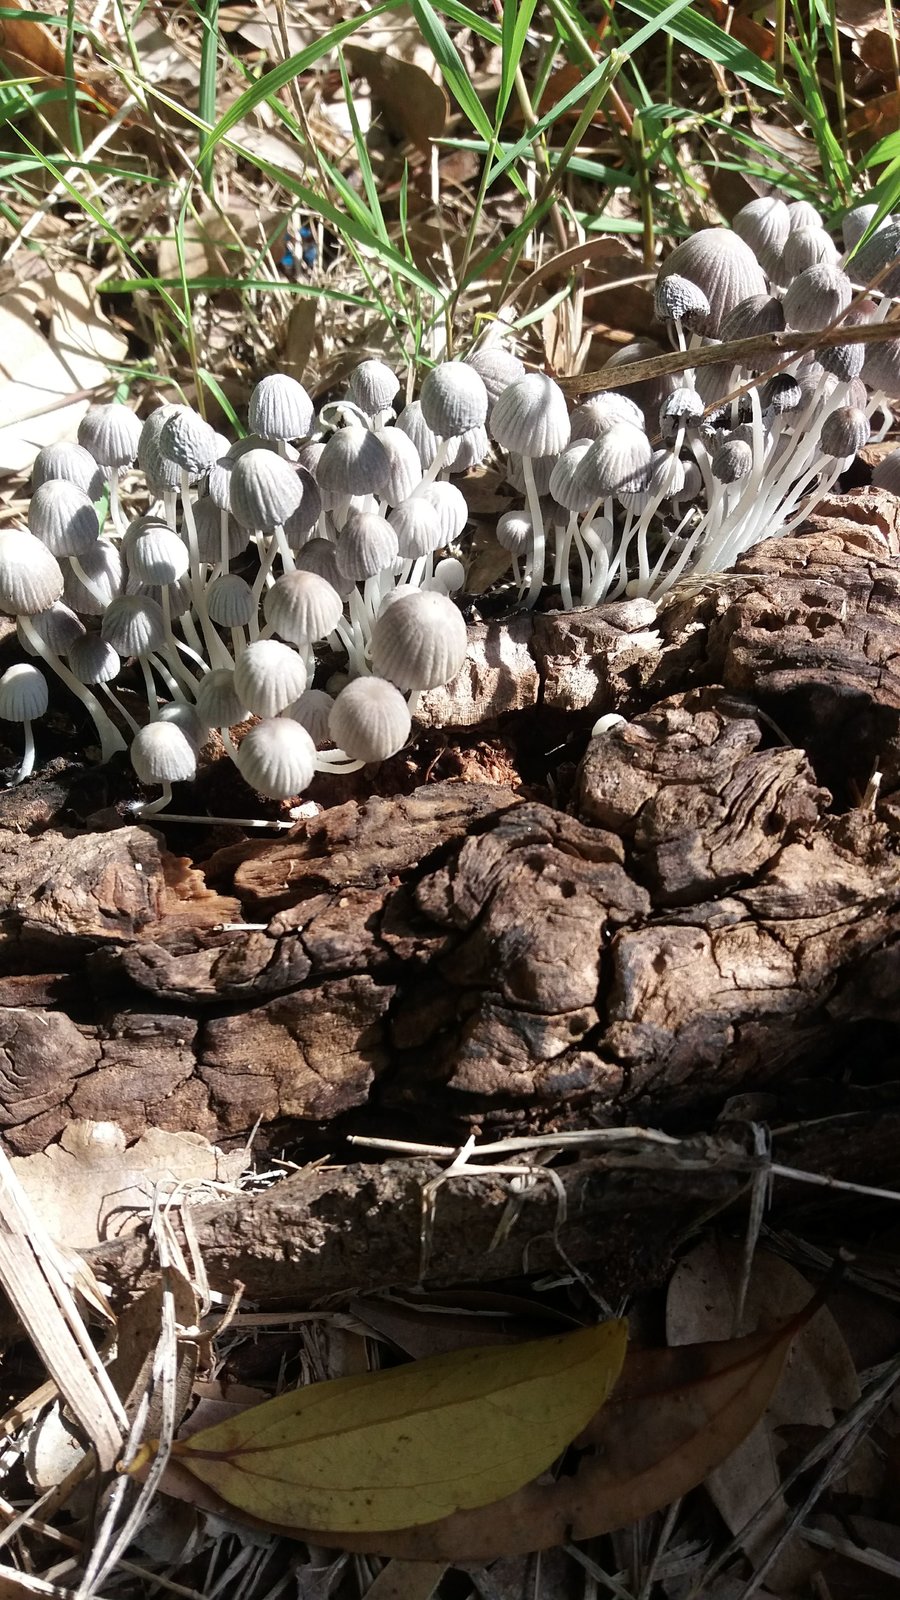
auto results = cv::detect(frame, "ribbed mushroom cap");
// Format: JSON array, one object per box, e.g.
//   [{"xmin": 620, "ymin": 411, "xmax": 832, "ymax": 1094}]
[
  {"xmin": 138, "ymin": 404, "xmax": 179, "ymax": 471},
  {"xmin": 420, "ymin": 361, "xmax": 489, "ymax": 439},
  {"xmin": 0, "ymin": 529, "xmax": 64, "ymax": 616},
  {"xmin": 654, "ymin": 273, "xmax": 710, "ymax": 328},
  {"xmin": 659, "ymin": 388, "xmax": 705, "ymax": 439},
  {"xmin": 22, "ymin": 601, "xmax": 84, "ymax": 656},
  {"xmin": 863, "ymin": 336, "xmax": 900, "ymax": 397},
  {"xmin": 761, "ymin": 373, "xmax": 802, "ymax": 415},
  {"xmin": 371, "ymin": 588, "xmax": 467, "ymax": 690},
  {"xmin": 328, "ymin": 676, "xmax": 411, "ymax": 761},
  {"xmin": 78, "ymin": 402, "xmax": 142, "ymax": 468},
  {"xmin": 32, "ymin": 442, "xmax": 103, "ymax": 500},
  {"xmin": 849, "ymin": 217, "xmax": 900, "ymax": 296},
  {"xmin": 0, "ymin": 662, "xmax": 48, "ymax": 722},
  {"xmin": 207, "ymin": 573, "xmax": 255, "ymax": 628},
  {"xmin": 842, "ymin": 201, "xmax": 882, "ymax": 254},
  {"xmin": 395, "ymin": 401, "xmax": 457, "ymax": 471},
  {"xmin": 233, "ymin": 639, "xmax": 307, "ymax": 717},
  {"xmin": 192, "ymin": 496, "xmax": 249, "ymax": 564},
  {"xmin": 195, "ymin": 667, "xmax": 247, "ymax": 728},
  {"xmin": 505, "ymin": 454, "xmax": 557, "ymax": 497},
  {"xmin": 127, "ymin": 524, "xmax": 190, "ymax": 586},
  {"xmin": 872, "ymin": 446, "xmax": 900, "ymax": 493},
  {"xmin": 138, "ymin": 406, "xmax": 183, "ymax": 495},
  {"xmin": 295, "ymin": 438, "xmax": 326, "ymax": 478},
  {"xmin": 657, "ymin": 229, "xmax": 767, "ymax": 335},
  {"xmin": 373, "ymin": 427, "xmax": 423, "ymax": 506},
  {"xmin": 289, "ymin": 687, "xmax": 334, "ymax": 744},
  {"xmin": 128, "ymin": 573, "xmax": 192, "ymax": 621},
  {"xmin": 449, "ymin": 424, "xmax": 490, "ymax": 474},
  {"xmin": 264, "ymin": 570, "xmax": 343, "ymax": 644},
  {"xmin": 711, "ymin": 439, "xmax": 753, "ymax": 483},
  {"xmin": 295, "ymin": 538, "xmax": 355, "ymax": 599},
  {"xmin": 236, "ymin": 718, "xmax": 316, "ymax": 799},
  {"xmin": 783, "ymin": 264, "xmax": 852, "ymax": 332},
  {"xmin": 819, "ymin": 341, "xmax": 865, "ymax": 382},
  {"xmin": 570, "ymin": 391, "xmax": 645, "ymax": 441},
  {"xmin": 377, "ymin": 583, "xmax": 420, "ymax": 615},
  {"xmin": 647, "ymin": 449, "xmax": 686, "ymax": 498},
  {"xmin": 348, "ymin": 360, "xmax": 401, "ymax": 415},
  {"xmin": 67, "ymin": 634, "xmax": 121, "ymax": 686},
  {"xmin": 411, "ymin": 480, "xmax": 468, "ymax": 542},
  {"xmin": 157, "ymin": 700, "xmax": 208, "ymax": 752},
  {"xmin": 718, "ymin": 293, "xmax": 786, "ymax": 341},
  {"xmin": 548, "ymin": 441, "xmax": 596, "ymax": 513},
  {"xmin": 101, "ymin": 595, "xmax": 166, "ymax": 657},
  {"xmin": 316, "ymin": 426, "xmax": 391, "ymax": 497},
  {"xmin": 571, "ymin": 422, "xmax": 653, "ymax": 501},
  {"xmin": 466, "ymin": 347, "xmax": 526, "ymax": 407},
  {"xmin": 249, "ymin": 373, "xmax": 314, "ymax": 441},
  {"xmin": 29, "ymin": 481, "xmax": 100, "ymax": 558},
  {"xmin": 602, "ymin": 341, "xmax": 681, "ymax": 418},
  {"xmin": 787, "ymin": 199, "xmax": 822, "ymax": 231},
  {"xmin": 820, "ymin": 406, "xmax": 870, "ymax": 457},
  {"xmin": 389, "ymin": 495, "xmax": 444, "ymax": 559},
  {"xmin": 159, "ymin": 408, "xmax": 219, "ymax": 475},
  {"xmin": 490, "ymin": 373, "xmax": 570, "ymax": 457},
  {"xmin": 336, "ymin": 510, "xmax": 399, "ymax": 582},
  {"xmin": 131, "ymin": 721, "xmax": 197, "ymax": 785},
  {"xmin": 782, "ymin": 227, "xmax": 839, "ymax": 277},
  {"xmin": 230, "ymin": 448, "xmax": 304, "ymax": 531},
  {"xmin": 732, "ymin": 196, "xmax": 790, "ymax": 275},
  {"xmin": 496, "ymin": 509, "xmax": 532, "ymax": 555},
  {"xmin": 63, "ymin": 538, "xmax": 124, "ymax": 616}
]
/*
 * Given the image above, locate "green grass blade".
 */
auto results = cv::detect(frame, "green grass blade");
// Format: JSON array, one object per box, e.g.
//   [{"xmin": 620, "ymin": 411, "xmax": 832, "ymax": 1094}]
[
  {"xmin": 408, "ymin": 0, "xmax": 494, "ymax": 143},
  {"xmin": 498, "ymin": 0, "xmax": 540, "ymax": 122},
  {"xmin": 197, "ymin": 0, "xmax": 219, "ymax": 194},
  {"xmin": 616, "ymin": 0, "xmax": 778, "ymax": 90}
]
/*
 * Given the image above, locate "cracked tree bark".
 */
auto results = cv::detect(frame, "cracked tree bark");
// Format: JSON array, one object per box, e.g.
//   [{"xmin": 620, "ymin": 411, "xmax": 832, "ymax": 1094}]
[{"xmin": 3, "ymin": 493, "xmax": 900, "ymax": 1301}]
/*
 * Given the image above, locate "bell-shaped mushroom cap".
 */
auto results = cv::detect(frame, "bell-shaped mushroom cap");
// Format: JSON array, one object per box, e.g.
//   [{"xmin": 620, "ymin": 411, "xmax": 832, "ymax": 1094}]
[
  {"xmin": 420, "ymin": 361, "xmax": 489, "ymax": 439},
  {"xmin": 137, "ymin": 403, "xmax": 179, "ymax": 470},
  {"xmin": 160, "ymin": 407, "xmax": 220, "ymax": 477},
  {"xmin": 249, "ymin": 373, "xmax": 315, "ymax": 441},
  {"xmin": 0, "ymin": 662, "xmax": 48, "ymax": 722},
  {"xmin": 289, "ymin": 687, "xmax": 335, "ymax": 744},
  {"xmin": 127, "ymin": 524, "xmax": 190, "ymax": 586},
  {"xmin": 505, "ymin": 453, "xmax": 557, "ymax": 497},
  {"xmin": 711, "ymin": 438, "xmax": 753, "ymax": 483},
  {"xmin": 195, "ymin": 667, "xmax": 247, "ymax": 727},
  {"xmin": 466, "ymin": 346, "xmax": 526, "ymax": 407},
  {"xmin": 761, "ymin": 373, "xmax": 802, "ymax": 415},
  {"xmin": 78, "ymin": 402, "xmax": 142, "ymax": 468},
  {"xmin": 819, "ymin": 341, "xmax": 865, "ymax": 382},
  {"xmin": 22, "ymin": 601, "xmax": 84, "ymax": 656},
  {"xmin": 233, "ymin": 639, "xmax": 307, "ymax": 717},
  {"xmin": 236, "ymin": 717, "xmax": 316, "ymax": 799},
  {"xmin": 549, "ymin": 441, "xmax": 597, "ymax": 513},
  {"xmin": 283, "ymin": 469, "xmax": 322, "ymax": 551},
  {"xmin": 395, "ymin": 400, "xmax": 458, "ymax": 471},
  {"xmin": 432, "ymin": 557, "xmax": 465, "ymax": 595},
  {"xmin": 63, "ymin": 538, "xmax": 125, "ymax": 616},
  {"xmin": 371, "ymin": 588, "xmax": 467, "ymax": 690},
  {"xmin": 732, "ymin": 195, "xmax": 790, "ymax": 275},
  {"xmin": 849, "ymin": 217, "xmax": 900, "ymax": 296},
  {"xmin": 0, "ymin": 529, "xmax": 64, "ymax": 616},
  {"xmin": 842, "ymin": 201, "xmax": 882, "ymax": 254},
  {"xmin": 647, "ymin": 448, "xmax": 686, "ymax": 498},
  {"xmin": 787, "ymin": 199, "xmax": 822, "ymax": 231},
  {"xmin": 411, "ymin": 480, "xmax": 468, "ymax": 542},
  {"xmin": 230, "ymin": 448, "xmax": 304, "ymax": 531},
  {"xmin": 389, "ymin": 495, "xmax": 444, "ymax": 559},
  {"xmin": 295, "ymin": 537, "xmax": 355, "ymax": 600},
  {"xmin": 872, "ymin": 446, "xmax": 900, "ymax": 493},
  {"xmin": 295, "ymin": 438, "xmax": 326, "ymax": 477},
  {"xmin": 571, "ymin": 422, "xmax": 653, "ymax": 501},
  {"xmin": 657, "ymin": 229, "xmax": 767, "ymax": 335},
  {"xmin": 316, "ymin": 425, "xmax": 391, "ymax": 497},
  {"xmin": 264, "ymin": 570, "xmax": 343, "ymax": 644},
  {"xmin": 138, "ymin": 407, "xmax": 183, "ymax": 495},
  {"xmin": 496, "ymin": 509, "xmax": 532, "ymax": 555},
  {"xmin": 348, "ymin": 360, "xmax": 401, "ymax": 415},
  {"xmin": 29, "ymin": 480, "xmax": 100, "ymax": 558},
  {"xmin": 658, "ymin": 387, "xmax": 705, "ymax": 438},
  {"xmin": 128, "ymin": 572, "xmax": 192, "ymax": 621},
  {"xmin": 157, "ymin": 700, "xmax": 208, "ymax": 752},
  {"xmin": 207, "ymin": 573, "xmax": 255, "ymax": 628},
  {"xmin": 490, "ymin": 372, "xmax": 570, "ymax": 457},
  {"xmin": 820, "ymin": 406, "xmax": 870, "ymax": 458},
  {"xmin": 131, "ymin": 720, "xmax": 197, "ymax": 785},
  {"xmin": 448, "ymin": 424, "xmax": 491, "ymax": 474},
  {"xmin": 68, "ymin": 634, "xmax": 121, "ymax": 686},
  {"xmin": 336, "ymin": 510, "xmax": 399, "ymax": 582},
  {"xmin": 32, "ymin": 441, "xmax": 103, "ymax": 500},
  {"xmin": 192, "ymin": 496, "xmax": 249, "ymax": 564},
  {"xmin": 782, "ymin": 226, "xmax": 839, "ymax": 277},
  {"xmin": 570, "ymin": 391, "xmax": 645, "ymax": 441},
  {"xmin": 719, "ymin": 293, "xmax": 785, "ymax": 341},
  {"xmin": 783, "ymin": 264, "xmax": 852, "ymax": 332},
  {"xmin": 654, "ymin": 273, "xmax": 710, "ymax": 328},
  {"xmin": 373, "ymin": 426, "xmax": 423, "ymax": 506},
  {"xmin": 328, "ymin": 675, "xmax": 411, "ymax": 761},
  {"xmin": 101, "ymin": 594, "xmax": 166, "ymax": 657},
  {"xmin": 206, "ymin": 447, "xmax": 235, "ymax": 511},
  {"xmin": 863, "ymin": 336, "xmax": 900, "ymax": 397}
]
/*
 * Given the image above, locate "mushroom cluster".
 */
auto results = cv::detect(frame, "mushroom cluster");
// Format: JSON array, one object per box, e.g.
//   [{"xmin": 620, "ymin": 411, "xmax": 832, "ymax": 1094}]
[{"xmin": 2, "ymin": 197, "xmax": 898, "ymax": 803}]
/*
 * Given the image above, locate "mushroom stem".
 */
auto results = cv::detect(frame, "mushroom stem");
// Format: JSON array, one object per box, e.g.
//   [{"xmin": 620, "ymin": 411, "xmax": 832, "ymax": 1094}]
[
  {"xmin": 11, "ymin": 720, "xmax": 35, "ymax": 785},
  {"xmin": 17, "ymin": 616, "xmax": 126, "ymax": 763},
  {"xmin": 180, "ymin": 468, "xmax": 231, "ymax": 669},
  {"xmin": 521, "ymin": 455, "xmax": 546, "ymax": 610},
  {"xmin": 134, "ymin": 779, "xmax": 173, "ymax": 818}
]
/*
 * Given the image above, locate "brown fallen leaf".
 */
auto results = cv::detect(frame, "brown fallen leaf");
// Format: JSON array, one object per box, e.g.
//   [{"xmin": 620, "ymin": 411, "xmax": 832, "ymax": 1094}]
[
  {"xmin": 345, "ymin": 44, "xmax": 448, "ymax": 154},
  {"xmin": 0, "ymin": 0, "xmax": 119, "ymax": 114}
]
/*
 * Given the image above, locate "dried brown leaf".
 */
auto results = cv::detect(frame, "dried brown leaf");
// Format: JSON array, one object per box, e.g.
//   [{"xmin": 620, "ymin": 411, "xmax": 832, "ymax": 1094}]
[{"xmin": 345, "ymin": 45, "xmax": 448, "ymax": 153}]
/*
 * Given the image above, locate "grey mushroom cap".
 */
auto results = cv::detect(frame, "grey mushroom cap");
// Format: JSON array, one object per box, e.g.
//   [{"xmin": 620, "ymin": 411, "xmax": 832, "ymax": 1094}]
[
  {"xmin": 101, "ymin": 594, "xmax": 166, "ymax": 657},
  {"xmin": 548, "ymin": 441, "xmax": 597, "ymax": 513},
  {"xmin": 348, "ymin": 360, "xmax": 401, "ymax": 415},
  {"xmin": 819, "ymin": 341, "xmax": 865, "ymax": 382},
  {"xmin": 131, "ymin": 720, "xmax": 197, "ymax": 785},
  {"xmin": 157, "ymin": 700, "xmax": 209, "ymax": 752},
  {"xmin": 654, "ymin": 273, "xmax": 710, "ymax": 328},
  {"xmin": 602, "ymin": 340, "xmax": 680, "ymax": 417},
  {"xmin": 370, "ymin": 588, "xmax": 468, "ymax": 691},
  {"xmin": 389, "ymin": 495, "xmax": 444, "ymax": 559},
  {"xmin": 842, "ymin": 201, "xmax": 883, "ymax": 254},
  {"xmin": 32, "ymin": 442, "xmax": 104, "ymax": 500},
  {"xmin": 336, "ymin": 511, "xmax": 399, "ymax": 582},
  {"xmin": 782, "ymin": 264, "xmax": 853, "ymax": 332},
  {"xmin": 294, "ymin": 538, "xmax": 355, "ymax": 600},
  {"xmin": 505, "ymin": 453, "xmax": 558, "ymax": 498},
  {"xmin": 718, "ymin": 294, "xmax": 786, "ymax": 342},
  {"xmin": 863, "ymin": 336, "xmax": 900, "ymax": 397},
  {"xmin": 77, "ymin": 402, "xmax": 143, "ymax": 468},
  {"xmin": 411, "ymin": 480, "xmax": 468, "ymax": 542},
  {"xmin": 819, "ymin": 406, "xmax": 870, "ymax": 458},
  {"xmin": 139, "ymin": 415, "xmax": 183, "ymax": 495},
  {"xmin": 328, "ymin": 675, "xmax": 411, "ymax": 762},
  {"xmin": 781, "ymin": 226, "xmax": 839, "ymax": 277},
  {"xmin": 21, "ymin": 601, "xmax": 85, "ymax": 656},
  {"xmin": 0, "ymin": 662, "xmax": 48, "ymax": 722},
  {"xmin": 126, "ymin": 524, "xmax": 190, "ymax": 587},
  {"xmin": 282, "ymin": 469, "xmax": 323, "ymax": 551},
  {"xmin": 419, "ymin": 361, "xmax": 489, "ymax": 439},
  {"xmin": 68, "ymin": 634, "xmax": 121, "ymax": 687},
  {"xmin": 316, "ymin": 425, "xmax": 391, "ymax": 497},
  {"xmin": 872, "ymin": 446, "xmax": 900, "ymax": 493},
  {"xmin": 449, "ymin": 424, "xmax": 491, "ymax": 474},
  {"xmin": 233, "ymin": 639, "xmax": 307, "ymax": 717},
  {"xmin": 264, "ymin": 570, "xmax": 344, "ymax": 644},
  {"xmin": 849, "ymin": 217, "xmax": 900, "ymax": 296},
  {"xmin": 29, "ymin": 480, "xmax": 100, "ymax": 558},
  {"xmin": 0, "ymin": 529, "xmax": 64, "ymax": 616},
  {"xmin": 496, "ymin": 509, "xmax": 532, "ymax": 555},
  {"xmin": 657, "ymin": 229, "xmax": 768, "ymax": 335},
  {"xmin": 236, "ymin": 718, "xmax": 316, "ymax": 799},
  {"xmin": 195, "ymin": 667, "xmax": 247, "ymax": 728},
  {"xmin": 373, "ymin": 427, "xmax": 423, "ymax": 506},
  {"xmin": 248, "ymin": 373, "xmax": 315, "ymax": 441},
  {"xmin": 207, "ymin": 573, "xmax": 255, "ymax": 628},
  {"xmin": 63, "ymin": 538, "xmax": 125, "ymax": 616},
  {"xmin": 230, "ymin": 448, "xmax": 304, "ymax": 531},
  {"xmin": 395, "ymin": 401, "xmax": 458, "ymax": 471},
  {"xmin": 490, "ymin": 373, "xmax": 571, "ymax": 457},
  {"xmin": 289, "ymin": 688, "xmax": 335, "ymax": 744},
  {"xmin": 466, "ymin": 347, "xmax": 526, "ymax": 407},
  {"xmin": 138, "ymin": 404, "xmax": 179, "ymax": 473},
  {"xmin": 732, "ymin": 196, "xmax": 790, "ymax": 275},
  {"xmin": 193, "ymin": 497, "xmax": 249, "ymax": 564},
  {"xmin": 659, "ymin": 388, "xmax": 705, "ymax": 438},
  {"xmin": 570, "ymin": 392, "xmax": 645, "ymax": 440},
  {"xmin": 159, "ymin": 408, "xmax": 220, "ymax": 476},
  {"xmin": 711, "ymin": 439, "xmax": 753, "ymax": 483},
  {"xmin": 571, "ymin": 422, "xmax": 653, "ymax": 501},
  {"xmin": 787, "ymin": 199, "xmax": 822, "ymax": 231},
  {"xmin": 761, "ymin": 373, "xmax": 803, "ymax": 415}
]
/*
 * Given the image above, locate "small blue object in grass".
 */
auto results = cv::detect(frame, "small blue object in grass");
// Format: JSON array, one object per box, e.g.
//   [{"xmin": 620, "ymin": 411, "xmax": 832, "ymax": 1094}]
[{"xmin": 280, "ymin": 223, "xmax": 318, "ymax": 277}]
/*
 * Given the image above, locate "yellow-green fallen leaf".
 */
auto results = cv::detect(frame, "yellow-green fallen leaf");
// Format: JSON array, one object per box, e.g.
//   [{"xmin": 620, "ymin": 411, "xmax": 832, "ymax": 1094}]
[{"xmin": 167, "ymin": 1320, "xmax": 627, "ymax": 1533}]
